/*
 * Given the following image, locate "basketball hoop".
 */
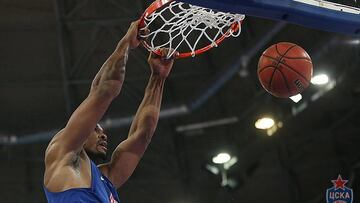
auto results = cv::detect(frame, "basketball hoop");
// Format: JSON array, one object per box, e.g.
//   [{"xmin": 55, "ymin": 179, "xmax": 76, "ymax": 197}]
[{"xmin": 138, "ymin": 0, "xmax": 245, "ymax": 59}]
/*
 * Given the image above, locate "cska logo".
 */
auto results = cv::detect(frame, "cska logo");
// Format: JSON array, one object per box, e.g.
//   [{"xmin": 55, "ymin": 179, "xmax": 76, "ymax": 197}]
[{"xmin": 326, "ymin": 175, "xmax": 353, "ymax": 203}]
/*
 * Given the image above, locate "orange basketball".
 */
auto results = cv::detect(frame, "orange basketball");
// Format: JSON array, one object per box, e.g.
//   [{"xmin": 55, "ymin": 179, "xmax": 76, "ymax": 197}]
[{"xmin": 257, "ymin": 42, "xmax": 313, "ymax": 98}]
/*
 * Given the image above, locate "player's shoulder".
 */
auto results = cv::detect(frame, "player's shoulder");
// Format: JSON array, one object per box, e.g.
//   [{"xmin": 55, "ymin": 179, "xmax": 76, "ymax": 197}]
[
  {"xmin": 45, "ymin": 130, "xmax": 64, "ymax": 161},
  {"xmin": 45, "ymin": 129, "xmax": 82, "ymax": 167},
  {"xmin": 44, "ymin": 144, "xmax": 89, "ymax": 191}
]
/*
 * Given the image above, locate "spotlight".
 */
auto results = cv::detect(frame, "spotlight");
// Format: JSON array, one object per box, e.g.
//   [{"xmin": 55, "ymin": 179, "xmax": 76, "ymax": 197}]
[
  {"xmin": 212, "ymin": 153, "xmax": 231, "ymax": 164},
  {"xmin": 311, "ymin": 74, "xmax": 329, "ymax": 85},
  {"xmin": 255, "ymin": 117, "xmax": 275, "ymax": 130}
]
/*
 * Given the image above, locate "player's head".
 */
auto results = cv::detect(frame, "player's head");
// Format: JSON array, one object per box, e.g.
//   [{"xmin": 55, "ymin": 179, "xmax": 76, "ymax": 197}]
[{"xmin": 84, "ymin": 124, "xmax": 108, "ymax": 161}]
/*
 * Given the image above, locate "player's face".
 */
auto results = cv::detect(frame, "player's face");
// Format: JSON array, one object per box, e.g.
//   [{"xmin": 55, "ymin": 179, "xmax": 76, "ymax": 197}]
[{"xmin": 84, "ymin": 124, "xmax": 108, "ymax": 160}]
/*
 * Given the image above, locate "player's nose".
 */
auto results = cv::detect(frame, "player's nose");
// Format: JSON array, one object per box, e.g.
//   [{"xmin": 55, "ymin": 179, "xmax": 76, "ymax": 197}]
[{"xmin": 99, "ymin": 132, "xmax": 107, "ymax": 141}]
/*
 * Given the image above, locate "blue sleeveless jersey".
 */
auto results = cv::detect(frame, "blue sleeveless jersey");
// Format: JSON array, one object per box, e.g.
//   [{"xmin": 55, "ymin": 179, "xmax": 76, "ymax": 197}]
[{"xmin": 44, "ymin": 161, "xmax": 120, "ymax": 203}]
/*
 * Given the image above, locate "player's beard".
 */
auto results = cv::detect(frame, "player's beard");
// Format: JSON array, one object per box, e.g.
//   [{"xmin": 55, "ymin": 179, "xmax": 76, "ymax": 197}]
[{"xmin": 85, "ymin": 148, "xmax": 107, "ymax": 163}]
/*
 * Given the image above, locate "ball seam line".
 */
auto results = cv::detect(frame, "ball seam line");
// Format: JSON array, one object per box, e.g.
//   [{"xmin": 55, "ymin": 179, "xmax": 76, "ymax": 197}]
[
  {"xmin": 262, "ymin": 54, "xmax": 311, "ymax": 62},
  {"xmin": 258, "ymin": 65, "xmax": 276, "ymax": 74},
  {"xmin": 277, "ymin": 68, "xmax": 293, "ymax": 96},
  {"xmin": 261, "ymin": 54, "xmax": 312, "ymax": 84},
  {"xmin": 269, "ymin": 44, "xmax": 298, "ymax": 91}
]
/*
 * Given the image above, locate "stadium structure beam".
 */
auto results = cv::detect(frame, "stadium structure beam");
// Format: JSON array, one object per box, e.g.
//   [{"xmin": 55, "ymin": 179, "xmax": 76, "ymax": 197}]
[{"xmin": 53, "ymin": 0, "xmax": 75, "ymax": 116}]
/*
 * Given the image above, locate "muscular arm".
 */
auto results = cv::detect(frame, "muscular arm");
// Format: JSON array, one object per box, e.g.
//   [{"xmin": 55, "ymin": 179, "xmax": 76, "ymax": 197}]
[
  {"xmin": 43, "ymin": 37, "xmax": 132, "ymax": 191},
  {"xmin": 100, "ymin": 51, "xmax": 175, "ymax": 188},
  {"xmin": 126, "ymin": 73, "xmax": 165, "ymax": 148},
  {"xmin": 44, "ymin": 21, "xmax": 141, "ymax": 175},
  {"xmin": 46, "ymin": 38, "xmax": 130, "ymax": 157}
]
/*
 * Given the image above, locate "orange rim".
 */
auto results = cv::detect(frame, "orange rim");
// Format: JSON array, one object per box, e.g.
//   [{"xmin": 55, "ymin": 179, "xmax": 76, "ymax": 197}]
[{"xmin": 138, "ymin": 0, "xmax": 243, "ymax": 59}]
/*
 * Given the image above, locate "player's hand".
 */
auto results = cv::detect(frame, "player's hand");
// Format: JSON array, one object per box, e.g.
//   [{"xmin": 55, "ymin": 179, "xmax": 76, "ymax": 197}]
[
  {"xmin": 123, "ymin": 20, "xmax": 141, "ymax": 49},
  {"xmin": 148, "ymin": 49, "xmax": 178, "ymax": 79}
]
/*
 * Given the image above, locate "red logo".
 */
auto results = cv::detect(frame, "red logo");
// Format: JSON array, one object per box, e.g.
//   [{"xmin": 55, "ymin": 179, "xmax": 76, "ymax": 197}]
[
  {"xmin": 326, "ymin": 175, "xmax": 353, "ymax": 203},
  {"xmin": 332, "ymin": 175, "xmax": 348, "ymax": 190}
]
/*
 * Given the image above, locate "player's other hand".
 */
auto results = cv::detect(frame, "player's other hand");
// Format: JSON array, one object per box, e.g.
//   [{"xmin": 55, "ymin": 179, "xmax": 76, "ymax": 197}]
[
  {"xmin": 123, "ymin": 20, "xmax": 141, "ymax": 49},
  {"xmin": 148, "ymin": 49, "xmax": 178, "ymax": 79}
]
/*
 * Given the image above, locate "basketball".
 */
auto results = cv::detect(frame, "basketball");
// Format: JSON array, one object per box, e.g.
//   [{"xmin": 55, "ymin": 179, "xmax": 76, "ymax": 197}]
[{"xmin": 257, "ymin": 42, "xmax": 313, "ymax": 98}]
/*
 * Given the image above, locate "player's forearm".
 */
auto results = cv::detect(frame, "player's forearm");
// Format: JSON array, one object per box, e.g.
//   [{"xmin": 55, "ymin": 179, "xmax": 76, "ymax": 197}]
[
  {"xmin": 90, "ymin": 38, "xmax": 131, "ymax": 99},
  {"xmin": 129, "ymin": 74, "xmax": 166, "ymax": 141}
]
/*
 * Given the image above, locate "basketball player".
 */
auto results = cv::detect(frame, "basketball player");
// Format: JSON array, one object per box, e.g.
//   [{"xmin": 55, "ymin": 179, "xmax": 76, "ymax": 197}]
[{"xmin": 43, "ymin": 21, "xmax": 177, "ymax": 202}]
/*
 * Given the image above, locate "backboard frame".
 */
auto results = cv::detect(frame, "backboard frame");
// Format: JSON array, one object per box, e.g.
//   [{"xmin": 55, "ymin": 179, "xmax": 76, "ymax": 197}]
[{"xmin": 179, "ymin": 0, "xmax": 360, "ymax": 35}]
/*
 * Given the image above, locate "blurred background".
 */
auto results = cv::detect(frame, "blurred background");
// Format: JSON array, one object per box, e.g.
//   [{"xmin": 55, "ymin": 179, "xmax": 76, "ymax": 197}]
[{"xmin": 0, "ymin": 0, "xmax": 360, "ymax": 202}]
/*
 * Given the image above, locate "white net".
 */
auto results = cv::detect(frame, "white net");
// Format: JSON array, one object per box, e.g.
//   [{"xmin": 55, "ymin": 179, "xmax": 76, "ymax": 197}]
[{"xmin": 139, "ymin": 1, "xmax": 245, "ymax": 58}]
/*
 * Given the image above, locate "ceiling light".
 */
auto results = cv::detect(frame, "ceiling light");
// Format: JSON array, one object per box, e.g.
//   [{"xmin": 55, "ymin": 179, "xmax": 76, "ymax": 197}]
[
  {"xmin": 290, "ymin": 94, "xmax": 302, "ymax": 103},
  {"xmin": 224, "ymin": 157, "xmax": 238, "ymax": 170},
  {"xmin": 255, "ymin": 117, "xmax": 275, "ymax": 130},
  {"xmin": 212, "ymin": 153, "xmax": 231, "ymax": 164},
  {"xmin": 346, "ymin": 39, "xmax": 360, "ymax": 45},
  {"xmin": 311, "ymin": 74, "xmax": 329, "ymax": 85},
  {"xmin": 205, "ymin": 164, "xmax": 220, "ymax": 175}
]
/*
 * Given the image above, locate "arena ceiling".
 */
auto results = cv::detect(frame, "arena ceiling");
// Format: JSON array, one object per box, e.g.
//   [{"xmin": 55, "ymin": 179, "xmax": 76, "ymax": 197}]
[{"xmin": 0, "ymin": 0, "xmax": 360, "ymax": 202}]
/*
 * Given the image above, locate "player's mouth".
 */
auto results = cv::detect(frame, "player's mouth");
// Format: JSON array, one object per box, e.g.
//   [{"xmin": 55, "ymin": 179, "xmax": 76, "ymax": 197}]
[{"xmin": 98, "ymin": 141, "xmax": 108, "ymax": 151}]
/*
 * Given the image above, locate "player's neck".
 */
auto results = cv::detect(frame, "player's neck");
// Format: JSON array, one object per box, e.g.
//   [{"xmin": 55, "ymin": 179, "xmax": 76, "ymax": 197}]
[{"xmin": 84, "ymin": 150, "xmax": 104, "ymax": 165}]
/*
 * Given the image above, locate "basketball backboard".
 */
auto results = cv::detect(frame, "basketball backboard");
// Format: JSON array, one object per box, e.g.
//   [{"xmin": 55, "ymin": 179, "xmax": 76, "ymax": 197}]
[{"xmin": 179, "ymin": 0, "xmax": 360, "ymax": 35}]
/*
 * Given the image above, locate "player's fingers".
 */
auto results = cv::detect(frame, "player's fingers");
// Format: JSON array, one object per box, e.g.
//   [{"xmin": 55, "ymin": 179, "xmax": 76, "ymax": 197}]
[
  {"xmin": 138, "ymin": 28, "xmax": 150, "ymax": 40},
  {"xmin": 159, "ymin": 48, "xmax": 178, "ymax": 60},
  {"xmin": 149, "ymin": 50, "xmax": 161, "ymax": 61}
]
